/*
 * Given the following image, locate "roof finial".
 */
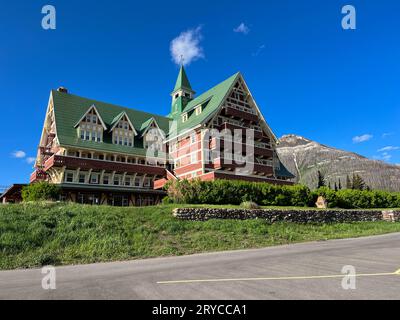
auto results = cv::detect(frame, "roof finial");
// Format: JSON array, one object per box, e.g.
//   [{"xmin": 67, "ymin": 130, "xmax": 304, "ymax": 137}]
[{"xmin": 179, "ymin": 54, "xmax": 185, "ymax": 67}]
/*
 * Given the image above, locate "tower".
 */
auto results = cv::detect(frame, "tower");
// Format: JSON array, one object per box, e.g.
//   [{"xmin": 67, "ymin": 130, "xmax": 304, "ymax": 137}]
[{"xmin": 169, "ymin": 65, "xmax": 195, "ymax": 118}]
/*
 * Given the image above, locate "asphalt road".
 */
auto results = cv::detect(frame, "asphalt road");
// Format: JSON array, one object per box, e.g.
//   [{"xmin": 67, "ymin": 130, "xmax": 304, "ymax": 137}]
[{"xmin": 1, "ymin": 233, "xmax": 400, "ymax": 300}]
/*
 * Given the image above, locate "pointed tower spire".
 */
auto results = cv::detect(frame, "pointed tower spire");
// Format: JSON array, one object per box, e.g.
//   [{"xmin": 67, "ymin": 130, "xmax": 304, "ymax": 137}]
[
  {"xmin": 172, "ymin": 65, "xmax": 194, "ymax": 94},
  {"xmin": 169, "ymin": 65, "xmax": 195, "ymax": 118}
]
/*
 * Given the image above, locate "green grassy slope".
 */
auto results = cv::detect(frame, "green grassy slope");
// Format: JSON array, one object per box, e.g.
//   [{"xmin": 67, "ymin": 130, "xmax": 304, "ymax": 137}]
[{"xmin": 1, "ymin": 203, "xmax": 400, "ymax": 270}]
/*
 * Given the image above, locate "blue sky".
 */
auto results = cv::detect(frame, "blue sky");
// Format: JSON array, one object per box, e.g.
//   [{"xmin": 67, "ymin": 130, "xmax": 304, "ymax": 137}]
[{"xmin": 1, "ymin": 0, "xmax": 399, "ymax": 186}]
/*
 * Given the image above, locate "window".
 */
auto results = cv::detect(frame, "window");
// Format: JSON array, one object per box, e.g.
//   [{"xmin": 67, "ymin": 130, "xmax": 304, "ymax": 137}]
[
  {"xmin": 144, "ymin": 178, "xmax": 151, "ymax": 187},
  {"xmin": 92, "ymin": 115, "xmax": 97, "ymax": 124},
  {"xmin": 191, "ymin": 152, "xmax": 197, "ymax": 164},
  {"xmin": 114, "ymin": 176, "xmax": 120, "ymax": 185},
  {"xmin": 80, "ymin": 130, "xmax": 85, "ymax": 140},
  {"xmin": 85, "ymin": 115, "xmax": 91, "ymax": 122},
  {"xmin": 124, "ymin": 176, "xmax": 131, "ymax": 186},
  {"xmin": 181, "ymin": 113, "xmax": 188, "ymax": 122},
  {"xmin": 190, "ymin": 132, "xmax": 196, "ymax": 143},
  {"xmin": 134, "ymin": 177, "xmax": 141, "ymax": 187},
  {"xmin": 195, "ymin": 105, "xmax": 202, "ymax": 115},
  {"xmin": 85, "ymin": 131, "xmax": 90, "ymax": 140},
  {"xmin": 103, "ymin": 175, "xmax": 109, "ymax": 185},
  {"xmin": 79, "ymin": 174, "xmax": 85, "ymax": 183},
  {"xmin": 90, "ymin": 174, "xmax": 99, "ymax": 184},
  {"xmin": 65, "ymin": 172, "xmax": 73, "ymax": 183}
]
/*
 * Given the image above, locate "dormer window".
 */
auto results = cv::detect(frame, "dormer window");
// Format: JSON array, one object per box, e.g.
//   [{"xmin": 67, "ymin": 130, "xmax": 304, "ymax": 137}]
[
  {"xmin": 195, "ymin": 105, "xmax": 202, "ymax": 115},
  {"xmin": 182, "ymin": 113, "xmax": 188, "ymax": 122},
  {"xmin": 75, "ymin": 105, "xmax": 106, "ymax": 143},
  {"xmin": 110, "ymin": 112, "xmax": 137, "ymax": 147}
]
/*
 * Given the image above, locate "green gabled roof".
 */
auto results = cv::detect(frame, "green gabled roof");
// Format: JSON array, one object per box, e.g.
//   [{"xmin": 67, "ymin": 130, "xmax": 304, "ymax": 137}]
[
  {"xmin": 110, "ymin": 111, "xmax": 125, "ymax": 128},
  {"xmin": 52, "ymin": 90, "xmax": 170, "ymax": 157},
  {"xmin": 168, "ymin": 72, "xmax": 240, "ymax": 139},
  {"xmin": 172, "ymin": 66, "xmax": 194, "ymax": 93},
  {"xmin": 140, "ymin": 117, "xmax": 154, "ymax": 133}
]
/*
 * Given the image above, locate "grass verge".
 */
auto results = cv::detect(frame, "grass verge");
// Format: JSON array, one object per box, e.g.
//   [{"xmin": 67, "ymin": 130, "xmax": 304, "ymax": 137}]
[{"xmin": 1, "ymin": 202, "xmax": 399, "ymax": 270}]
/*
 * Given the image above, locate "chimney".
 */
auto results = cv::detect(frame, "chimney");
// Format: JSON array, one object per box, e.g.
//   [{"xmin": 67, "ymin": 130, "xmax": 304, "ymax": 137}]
[{"xmin": 57, "ymin": 87, "xmax": 68, "ymax": 93}]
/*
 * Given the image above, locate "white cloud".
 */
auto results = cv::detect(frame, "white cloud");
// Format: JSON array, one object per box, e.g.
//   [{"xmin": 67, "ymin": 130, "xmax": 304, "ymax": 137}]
[
  {"xmin": 382, "ymin": 132, "xmax": 394, "ymax": 138},
  {"xmin": 382, "ymin": 152, "xmax": 392, "ymax": 161},
  {"xmin": 352, "ymin": 134, "xmax": 373, "ymax": 143},
  {"xmin": 26, "ymin": 157, "xmax": 36, "ymax": 164},
  {"xmin": 234, "ymin": 23, "xmax": 250, "ymax": 35},
  {"xmin": 252, "ymin": 44, "xmax": 266, "ymax": 57},
  {"xmin": 170, "ymin": 26, "xmax": 204, "ymax": 66},
  {"xmin": 12, "ymin": 150, "xmax": 26, "ymax": 158},
  {"xmin": 378, "ymin": 146, "xmax": 399, "ymax": 152}
]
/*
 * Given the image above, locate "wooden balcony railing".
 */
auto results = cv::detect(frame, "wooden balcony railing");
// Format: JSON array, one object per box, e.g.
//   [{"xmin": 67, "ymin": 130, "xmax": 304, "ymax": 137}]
[
  {"xmin": 43, "ymin": 155, "xmax": 167, "ymax": 176},
  {"xmin": 206, "ymin": 157, "xmax": 274, "ymax": 175},
  {"xmin": 222, "ymin": 106, "xmax": 259, "ymax": 122},
  {"xmin": 218, "ymin": 123, "xmax": 270, "ymax": 141},
  {"xmin": 30, "ymin": 170, "xmax": 48, "ymax": 183}
]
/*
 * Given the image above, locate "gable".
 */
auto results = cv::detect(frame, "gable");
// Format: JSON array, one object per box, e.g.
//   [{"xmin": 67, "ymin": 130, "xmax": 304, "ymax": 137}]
[
  {"xmin": 109, "ymin": 111, "xmax": 138, "ymax": 135},
  {"xmin": 167, "ymin": 72, "xmax": 239, "ymax": 140},
  {"xmin": 74, "ymin": 104, "xmax": 107, "ymax": 130}
]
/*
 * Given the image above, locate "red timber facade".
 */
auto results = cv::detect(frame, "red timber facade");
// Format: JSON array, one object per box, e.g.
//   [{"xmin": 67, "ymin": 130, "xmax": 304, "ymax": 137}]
[{"xmin": 26, "ymin": 67, "xmax": 294, "ymax": 206}]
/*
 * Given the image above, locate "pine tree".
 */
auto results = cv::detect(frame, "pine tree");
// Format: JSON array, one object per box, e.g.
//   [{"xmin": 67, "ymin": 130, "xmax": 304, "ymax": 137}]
[
  {"xmin": 352, "ymin": 174, "xmax": 366, "ymax": 190},
  {"xmin": 317, "ymin": 170, "xmax": 326, "ymax": 188},
  {"xmin": 338, "ymin": 178, "xmax": 342, "ymax": 190},
  {"xmin": 334, "ymin": 182, "xmax": 338, "ymax": 191},
  {"xmin": 346, "ymin": 175, "xmax": 352, "ymax": 189}
]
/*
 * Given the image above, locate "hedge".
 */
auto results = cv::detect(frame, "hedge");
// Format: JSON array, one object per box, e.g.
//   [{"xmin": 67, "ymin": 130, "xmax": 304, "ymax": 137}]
[
  {"xmin": 22, "ymin": 182, "xmax": 60, "ymax": 202},
  {"xmin": 165, "ymin": 179, "xmax": 400, "ymax": 209}
]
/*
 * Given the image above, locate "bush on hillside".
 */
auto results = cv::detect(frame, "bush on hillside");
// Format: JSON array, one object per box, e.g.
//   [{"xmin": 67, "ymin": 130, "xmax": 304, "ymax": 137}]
[
  {"xmin": 22, "ymin": 182, "xmax": 60, "ymax": 202},
  {"xmin": 165, "ymin": 179, "xmax": 400, "ymax": 209},
  {"xmin": 165, "ymin": 179, "xmax": 312, "ymax": 207}
]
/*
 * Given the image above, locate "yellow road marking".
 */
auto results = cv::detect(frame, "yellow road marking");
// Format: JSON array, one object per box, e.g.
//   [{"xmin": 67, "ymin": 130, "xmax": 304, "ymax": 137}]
[{"xmin": 157, "ymin": 269, "xmax": 400, "ymax": 285}]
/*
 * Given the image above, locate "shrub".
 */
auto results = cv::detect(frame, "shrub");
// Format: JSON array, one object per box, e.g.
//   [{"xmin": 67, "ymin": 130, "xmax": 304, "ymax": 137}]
[
  {"xmin": 240, "ymin": 201, "xmax": 260, "ymax": 209},
  {"xmin": 166, "ymin": 179, "xmax": 312, "ymax": 207},
  {"xmin": 161, "ymin": 196, "xmax": 173, "ymax": 205},
  {"xmin": 22, "ymin": 182, "xmax": 60, "ymax": 202},
  {"xmin": 165, "ymin": 179, "xmax": 400, "ymax": 209}
]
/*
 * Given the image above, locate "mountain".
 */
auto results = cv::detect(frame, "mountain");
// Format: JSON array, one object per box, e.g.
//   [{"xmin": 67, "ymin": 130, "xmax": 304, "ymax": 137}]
[{"xmin": 276, "ymin": 134, "xmax": 400, "ymax": 192}]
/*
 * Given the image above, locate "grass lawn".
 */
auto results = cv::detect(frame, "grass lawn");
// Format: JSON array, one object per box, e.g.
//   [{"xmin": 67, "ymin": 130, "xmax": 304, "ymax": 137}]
[{"xmin": 1, "ymin": 202, "xmax": 400, "ymax": 270}]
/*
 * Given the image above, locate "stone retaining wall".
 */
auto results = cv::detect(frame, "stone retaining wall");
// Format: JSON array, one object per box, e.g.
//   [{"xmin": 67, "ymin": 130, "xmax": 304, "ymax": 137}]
[{"xmin": 173, "ymin": 208, "xmax": 400, "ymax": 223}]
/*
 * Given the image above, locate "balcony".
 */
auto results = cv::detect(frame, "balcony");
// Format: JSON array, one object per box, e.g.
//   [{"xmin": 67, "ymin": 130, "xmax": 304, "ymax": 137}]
[
  {"xmin": 43, "ymin": 155, "xmax": 166, "ymax": 176},
  {"xmin": 222, "ymin": 106, "xmax": 259, "ymax": 123},
  {"xmin": 218, "ymin": 123, "xmax": 270, "ymax": 141},
  {"xmin": 39, "ymin": 146, "xmax": 54, "ymax": 156},
  {"xmin": 210, "ymin": 139, "xmax": 273, "ymax": 158},
  {"xmin": 207, "ymin": 157, "xmax": 274, "ymax": 175},
  {"xmin": 30, "ymin": 170, "xmax": 48, "ymax": 183}
]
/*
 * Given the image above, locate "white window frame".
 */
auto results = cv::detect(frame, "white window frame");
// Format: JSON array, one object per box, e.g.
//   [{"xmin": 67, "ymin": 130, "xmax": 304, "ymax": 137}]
[
  {"xmin": 195, "ymin": 105, "xmax": 202, "ymax": 115},
  {"xmin": 90, "ymin": 173, "xmax": 99, "ymax": 184}
]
